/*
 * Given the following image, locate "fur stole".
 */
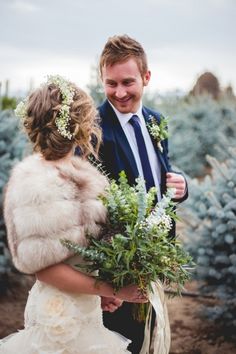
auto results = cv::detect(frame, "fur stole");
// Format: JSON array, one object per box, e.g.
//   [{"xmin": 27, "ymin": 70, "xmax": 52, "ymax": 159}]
[{"xmin": 4, "ymin": 154, "xmax": 108, "ymax": 274}]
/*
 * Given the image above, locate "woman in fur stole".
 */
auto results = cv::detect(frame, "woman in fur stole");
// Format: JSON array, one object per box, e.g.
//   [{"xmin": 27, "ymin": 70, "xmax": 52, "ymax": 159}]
[{"xmin": 0, "ymin": 75, "xmax": 148, "ymax": 354}]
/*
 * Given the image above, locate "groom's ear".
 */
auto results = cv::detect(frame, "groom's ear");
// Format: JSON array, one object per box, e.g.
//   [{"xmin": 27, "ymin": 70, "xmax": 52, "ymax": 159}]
[{"xmin": 143, "ymin": 71, "xmax": 151, "ymax": 86}]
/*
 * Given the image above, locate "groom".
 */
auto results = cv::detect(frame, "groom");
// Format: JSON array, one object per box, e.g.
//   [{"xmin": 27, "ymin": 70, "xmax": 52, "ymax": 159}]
[{"xmin": 98, "ymin": 35, "xmax": 188, "ymax": 353}]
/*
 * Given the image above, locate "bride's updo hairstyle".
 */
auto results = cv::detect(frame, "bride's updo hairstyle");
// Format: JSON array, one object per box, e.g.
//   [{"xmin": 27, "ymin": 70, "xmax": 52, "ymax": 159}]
[{"xmin": 17, "ymin": 76, "xmax": 101, "ymax": 161}]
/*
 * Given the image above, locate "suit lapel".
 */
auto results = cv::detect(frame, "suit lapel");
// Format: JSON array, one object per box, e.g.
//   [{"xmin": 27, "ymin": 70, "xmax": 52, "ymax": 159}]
[
  {"xmin": 100, "ymin": 101, "xmax": 139, "ymax": 178},
  {"xmin": 142, "ymin": 107, "xmax": 168, "ymax": 172}
]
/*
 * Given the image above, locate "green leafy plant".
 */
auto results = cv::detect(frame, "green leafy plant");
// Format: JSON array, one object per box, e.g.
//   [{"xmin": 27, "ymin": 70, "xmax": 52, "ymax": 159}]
[
  {"xmin": 182, "ymin": 148, "xmax": 236, "ymax": 337},
  {"xmin": 0, "ymin": 110, "xmax": 27, "ymax": 292},
  {"xmin": 62, "ymin": 172, "xmax": 193, "ymax": 321}
]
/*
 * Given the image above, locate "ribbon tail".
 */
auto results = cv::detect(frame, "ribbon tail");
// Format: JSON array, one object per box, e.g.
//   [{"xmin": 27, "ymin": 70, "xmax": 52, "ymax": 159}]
[{"xmin": 139, "ymin": 281, "xmax": 171, "ymax": 354}]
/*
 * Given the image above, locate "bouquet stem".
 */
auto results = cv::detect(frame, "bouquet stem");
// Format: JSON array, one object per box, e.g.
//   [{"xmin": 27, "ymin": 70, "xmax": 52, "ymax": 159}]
[{"xmin": 132, "ymin": 302, "xmax": 151, "ymax": 322}]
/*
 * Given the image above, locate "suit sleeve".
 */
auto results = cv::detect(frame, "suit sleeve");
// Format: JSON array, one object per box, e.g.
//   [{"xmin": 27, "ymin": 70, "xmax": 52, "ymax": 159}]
[{"xmin": 163, "ymin": 137, "xmax": 188, "ymax": 204}]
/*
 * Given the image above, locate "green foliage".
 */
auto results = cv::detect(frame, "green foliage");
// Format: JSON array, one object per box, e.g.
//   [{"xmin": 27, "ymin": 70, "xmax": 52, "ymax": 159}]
[
  {"xmin": 101, "ymin": 171, "xmax": 156, "ymax": 228},
  {"xmin": 160, "ymin": 95, "xmax": 236, "ymax": 178},
  {"xmin": 0, "ymin": 110, "xmax": 27, "ymax": 288},
  {"xmin": 0, "ymin": 110, "xmax": 28, "ymax": 200},
  {"xmin": 141, "ymin": 91, "xmax": 236, "ymax": 178},
  {"xmin": 62, "ymin": 172, "xmax": 193, "ymax": 320},
  {"xmin": 182, "ymin": 148, "xmax": 236, "ymax": 336},
  {"xmin": 1, "ymin": 96, "xmax": 17, "ymax": 110}
]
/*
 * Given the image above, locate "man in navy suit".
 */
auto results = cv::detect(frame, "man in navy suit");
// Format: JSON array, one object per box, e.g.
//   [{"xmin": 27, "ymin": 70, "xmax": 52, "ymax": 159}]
[{"xmin": 98, "ymin": 34, "xmax": 188, "ymax": 354}]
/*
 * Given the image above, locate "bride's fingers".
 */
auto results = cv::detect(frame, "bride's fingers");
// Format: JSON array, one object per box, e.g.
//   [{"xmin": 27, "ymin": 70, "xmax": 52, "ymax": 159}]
[{"xmin": 103, "ymin": 304, "xmax": 118, "ymax": 312}]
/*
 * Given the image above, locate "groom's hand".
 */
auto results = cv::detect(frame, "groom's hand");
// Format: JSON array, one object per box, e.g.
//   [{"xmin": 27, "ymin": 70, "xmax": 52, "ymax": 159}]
[
  {"xmin": 166, "ymin": 172, "xmax": 186, "ymax": 199},
  {"xmin": 101, "ymin": 296, "xmax": 123, "ymax": 312}
]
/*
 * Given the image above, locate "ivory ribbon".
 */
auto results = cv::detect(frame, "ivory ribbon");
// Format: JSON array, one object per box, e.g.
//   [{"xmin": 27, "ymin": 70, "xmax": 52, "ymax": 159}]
[{"xmin": 139, "ymin": 281, "xmax": 171, "ymax": 354}]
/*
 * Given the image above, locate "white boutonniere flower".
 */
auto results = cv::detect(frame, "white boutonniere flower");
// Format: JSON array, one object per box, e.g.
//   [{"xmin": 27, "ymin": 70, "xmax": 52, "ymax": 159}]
[{"xmin": 146, "ymin": 114, "xmax": 169, "ymax": 153}]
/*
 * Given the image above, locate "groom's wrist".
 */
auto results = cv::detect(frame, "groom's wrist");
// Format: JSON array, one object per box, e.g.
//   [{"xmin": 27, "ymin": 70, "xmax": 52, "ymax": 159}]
[{"xmin": 93, "ymin": 279, "xmax": 115, "ymax": 298}]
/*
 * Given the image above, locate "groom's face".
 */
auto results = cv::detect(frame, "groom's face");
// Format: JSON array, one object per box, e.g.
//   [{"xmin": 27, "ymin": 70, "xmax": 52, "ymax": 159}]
[{"xmin": 101, "ymin": 58, "xmax": 151, "ymax": 114}]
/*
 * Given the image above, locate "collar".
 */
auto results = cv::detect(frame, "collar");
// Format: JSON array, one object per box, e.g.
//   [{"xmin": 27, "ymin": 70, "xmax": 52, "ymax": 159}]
[{"xmin": 108, "ymin": 100, "xmax": 143, "ymax": 128}]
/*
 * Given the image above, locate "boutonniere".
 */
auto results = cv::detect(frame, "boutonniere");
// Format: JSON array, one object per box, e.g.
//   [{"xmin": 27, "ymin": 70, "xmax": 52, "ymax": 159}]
[{"xmin": 146, "ymin": 114, "xmax": 169, "ymax": 153}]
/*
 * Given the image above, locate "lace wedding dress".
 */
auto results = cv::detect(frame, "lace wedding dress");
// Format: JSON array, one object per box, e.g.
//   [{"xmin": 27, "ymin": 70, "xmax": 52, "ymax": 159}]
[{"xmin": 0, "ymin": 257, "xmax": 131, "ymax": 354}]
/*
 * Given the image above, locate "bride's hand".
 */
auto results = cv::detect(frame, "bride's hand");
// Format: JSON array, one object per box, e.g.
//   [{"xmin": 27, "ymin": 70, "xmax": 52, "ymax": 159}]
[
  {"xmin": 115, "ymin": 284, "xmax": 148, "ymax": 303},
  {"xmin": 101, "ymin": 296, "xmax": 123, "ymax": 312}
]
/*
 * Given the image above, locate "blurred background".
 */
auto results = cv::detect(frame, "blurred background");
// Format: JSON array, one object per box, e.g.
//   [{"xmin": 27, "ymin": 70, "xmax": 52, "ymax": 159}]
[
  {"xmin": 0, "ymin": 0, "xmax": 235, "ymax": 96},
  {"xmin": 0, "ymin": 0, "xmax": 236, "ymax": 353}
]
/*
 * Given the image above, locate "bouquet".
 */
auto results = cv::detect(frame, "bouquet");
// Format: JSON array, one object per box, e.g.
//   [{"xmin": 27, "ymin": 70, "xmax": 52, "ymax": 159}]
[{"xmin": 62, "ymin": 171, "xmax": 193, "ymax": 321}]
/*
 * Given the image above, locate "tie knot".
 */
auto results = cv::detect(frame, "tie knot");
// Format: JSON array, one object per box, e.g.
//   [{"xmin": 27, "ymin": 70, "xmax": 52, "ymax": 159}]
[{"xmin": 129, "ymin": 115, "xmax": 139, "ymax": 126}]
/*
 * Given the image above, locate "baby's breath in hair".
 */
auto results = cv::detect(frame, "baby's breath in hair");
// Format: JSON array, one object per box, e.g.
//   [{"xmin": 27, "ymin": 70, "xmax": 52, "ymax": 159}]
[
  {"xmin": 47, "ymin": 75, "xmax": 75, "ymax": 140},
  {"xmin": 14, "ymin": 99, "xmax": 28, "ymax": 120},
  {"xmin": 14, "ymin": 74, "xmax": 75, "ymax": 140}
]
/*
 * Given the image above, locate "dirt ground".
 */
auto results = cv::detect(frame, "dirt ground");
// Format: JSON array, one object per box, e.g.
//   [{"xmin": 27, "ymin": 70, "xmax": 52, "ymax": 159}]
[
  {"xmin": 0, "ymin": 275, "xmax": 236, "ymax": 354},
  {"xmin": 167, "ymin": 282, "xmax": 236, "ymax": 354}
]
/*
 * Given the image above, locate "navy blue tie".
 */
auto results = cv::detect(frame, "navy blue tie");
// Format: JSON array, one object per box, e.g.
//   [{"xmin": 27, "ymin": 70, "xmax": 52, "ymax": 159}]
[{"xmin": 129, "ymin": 115, "xmax": 155, "ymax": 191}]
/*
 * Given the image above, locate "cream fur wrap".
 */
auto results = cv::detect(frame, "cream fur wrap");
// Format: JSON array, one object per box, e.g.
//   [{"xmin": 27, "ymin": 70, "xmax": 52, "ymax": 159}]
[{"xmin": 4, "ymin": 154, "xmax": 108, "ymax": 275}]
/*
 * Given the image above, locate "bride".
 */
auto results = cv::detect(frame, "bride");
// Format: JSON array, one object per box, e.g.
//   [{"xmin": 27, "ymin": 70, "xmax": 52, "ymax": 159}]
[{"xmin": 0, "ymin": 75, "xmax": 148, "ymax": 354}]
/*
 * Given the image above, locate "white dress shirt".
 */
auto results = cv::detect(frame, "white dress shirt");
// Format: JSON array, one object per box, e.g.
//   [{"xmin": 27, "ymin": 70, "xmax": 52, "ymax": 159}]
[{"xmin": 109, "ymin": 102, "xmax": 162, "ymax": 201}]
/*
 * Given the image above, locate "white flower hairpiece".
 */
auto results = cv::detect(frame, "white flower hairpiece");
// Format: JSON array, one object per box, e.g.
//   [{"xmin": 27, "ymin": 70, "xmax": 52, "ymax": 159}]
[
  {"xmin": 47, "ymin": 75, "xmax": 75, "ymax": 140},
  {"xmin": 14, "ymin": 74, "xmax": 75, "ymax": 140},
  {"xmin": 14, "ymin": 100, "xmax": 27, "ymax": 120}
]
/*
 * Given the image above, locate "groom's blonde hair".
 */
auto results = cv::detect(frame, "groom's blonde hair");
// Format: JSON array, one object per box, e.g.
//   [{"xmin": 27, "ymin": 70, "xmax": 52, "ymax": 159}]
[{"xmin": 99, "ymin": 34, "xmax": 148, "ymax": 77}]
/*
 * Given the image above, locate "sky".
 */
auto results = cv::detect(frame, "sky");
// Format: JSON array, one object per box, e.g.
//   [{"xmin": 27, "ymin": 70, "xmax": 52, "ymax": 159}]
[{"xmin": 0, "ymin": 0, "xmax": 235, "ymax": 96}]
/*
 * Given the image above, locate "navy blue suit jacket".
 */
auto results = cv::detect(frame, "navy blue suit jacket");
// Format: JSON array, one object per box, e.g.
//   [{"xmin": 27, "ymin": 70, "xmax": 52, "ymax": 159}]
[{"xmin": 98, "ymin": 99, "xmax": 188, "ymax": 204}]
